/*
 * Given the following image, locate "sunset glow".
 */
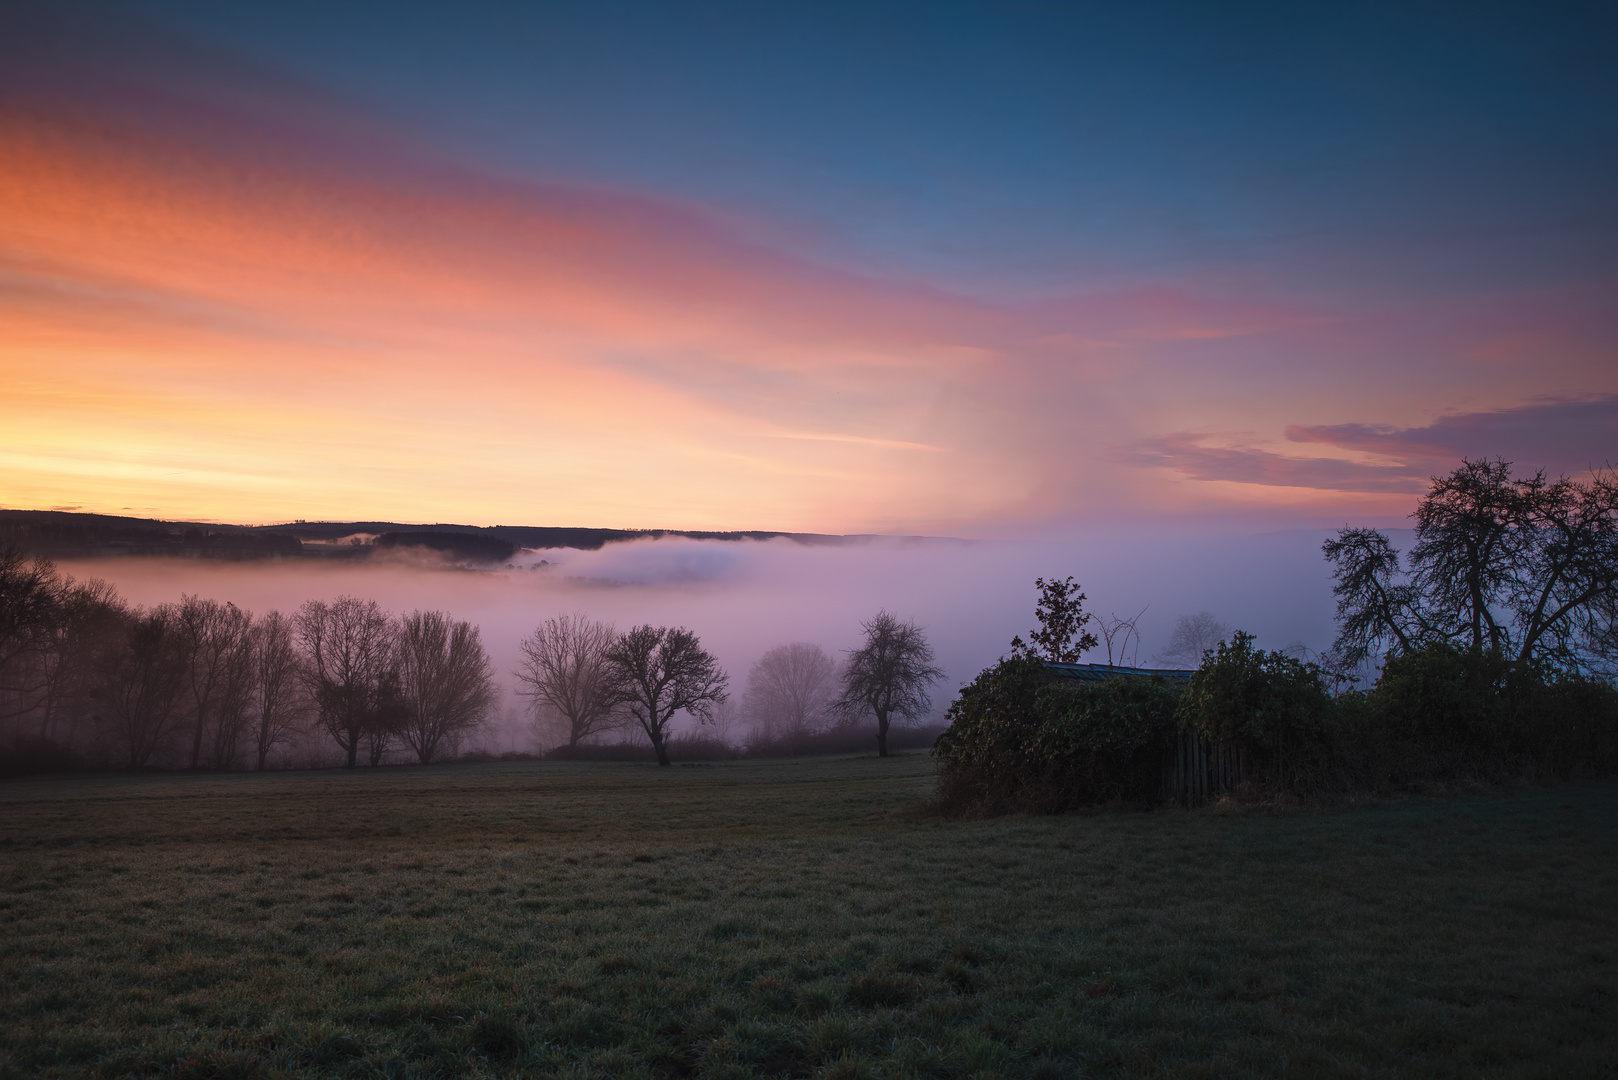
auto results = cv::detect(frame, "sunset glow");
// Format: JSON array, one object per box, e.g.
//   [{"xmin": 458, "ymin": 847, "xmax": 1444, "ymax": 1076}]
[{"xmin": 3, "ymin": 3, "xmax": 1614, "ymax": 533}]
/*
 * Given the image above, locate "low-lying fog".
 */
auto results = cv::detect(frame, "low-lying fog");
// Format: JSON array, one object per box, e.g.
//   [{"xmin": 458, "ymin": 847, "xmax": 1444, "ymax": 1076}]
[{"xmin": 59, "ymin": 529, "xmax": 1360, "ymax": 751}]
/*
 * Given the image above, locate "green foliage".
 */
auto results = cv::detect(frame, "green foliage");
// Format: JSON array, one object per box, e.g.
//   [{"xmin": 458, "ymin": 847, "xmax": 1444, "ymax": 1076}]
[
  {"xmin": 938, "ymin": 634, "xmax": 1618, "ymax": 807},
  {"xmin": 1358, "ymin": 642, "xmax": 1618, "ymax": 781},
  {"xmin": 1368, "ymin": 642, "xmax": 1510, "ymax": 751},
  {"xmin": 1176, "ymin": 631, "xmax": 1334, "ymax": 749},
  {"xmin": 933, "ymin": 657, "xmax": 1179, "ymax": 810},
  {"xmin": 1517, "ymin": 672, "xmax": 1618, "ymax": 778},
  {"xmin": 1028, "ymin": 675, "xmax": 1180, "ymax": 758},
  {"xmin": 931, "ymin": 656, "xmax": 1051, "ymax": 773}
]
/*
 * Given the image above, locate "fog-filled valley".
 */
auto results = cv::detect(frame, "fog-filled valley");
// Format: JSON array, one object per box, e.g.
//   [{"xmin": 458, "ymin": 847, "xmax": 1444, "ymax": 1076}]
[{"xmin": 37, "ymin": 527, "xmax": 1348, "ymax": 764}]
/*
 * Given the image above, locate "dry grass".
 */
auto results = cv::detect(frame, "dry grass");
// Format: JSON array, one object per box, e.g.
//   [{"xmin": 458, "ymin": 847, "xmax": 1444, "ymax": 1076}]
[{"xmin": 1, "ymin": 754, "xmax": 1615, "ymax": 1078}]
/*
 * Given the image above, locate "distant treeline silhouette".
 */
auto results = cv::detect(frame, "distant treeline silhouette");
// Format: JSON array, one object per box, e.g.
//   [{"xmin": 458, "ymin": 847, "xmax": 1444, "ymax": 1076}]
[
  {"xmin": 0, "ymin": 549, "xmax": 944, "ymax": 775},
  {"xmin": 0, "ymin": 508, "xmax": 880, "ymax": 563}
]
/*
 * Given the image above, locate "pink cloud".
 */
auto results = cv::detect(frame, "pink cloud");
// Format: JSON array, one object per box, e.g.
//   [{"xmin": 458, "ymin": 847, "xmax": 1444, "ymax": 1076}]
[
  {"xmin": 1121, "ymin": 434, "xmax": 1429, "ymax": 494},
  {"xmin": 1286, "ymin": 395, "xmax": 1618, "ymax": 477}
]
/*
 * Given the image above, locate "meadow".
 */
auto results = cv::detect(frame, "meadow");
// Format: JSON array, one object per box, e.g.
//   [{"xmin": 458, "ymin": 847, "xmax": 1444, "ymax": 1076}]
[{"xmin": 2, "ymin": 755, "xmax": 1615, "ymax": 1079}]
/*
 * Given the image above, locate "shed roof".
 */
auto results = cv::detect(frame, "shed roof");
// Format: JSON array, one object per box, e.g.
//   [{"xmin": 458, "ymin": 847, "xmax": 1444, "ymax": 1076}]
[{"xmin": 1044, "ymin": 662, "xmax": 1196, "ymax": 685}]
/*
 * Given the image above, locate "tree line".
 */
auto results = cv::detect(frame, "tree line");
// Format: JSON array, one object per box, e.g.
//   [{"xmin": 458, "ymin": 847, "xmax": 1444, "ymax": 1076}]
[{"xmin": 1, "ymin": 551, "xmax": 944, "ymax": 773}]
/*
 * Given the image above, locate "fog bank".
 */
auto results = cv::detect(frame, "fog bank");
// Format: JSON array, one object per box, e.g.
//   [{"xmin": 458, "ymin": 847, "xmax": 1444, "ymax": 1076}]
[{"xmin": 59, "ymin": 529, "xmax": 1353, "ymax": 751}]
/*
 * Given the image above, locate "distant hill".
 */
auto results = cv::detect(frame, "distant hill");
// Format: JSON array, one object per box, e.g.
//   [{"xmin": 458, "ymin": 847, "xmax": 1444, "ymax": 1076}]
[{"xmin": 0, "ymin": 509, "xmax": 899, "ymax": 563}]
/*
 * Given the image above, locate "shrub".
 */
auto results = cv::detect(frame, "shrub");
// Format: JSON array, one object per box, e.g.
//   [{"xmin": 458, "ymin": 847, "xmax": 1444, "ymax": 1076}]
[
  {"xmin": 1175, "ymin": 632, "xmax": 1336, "ymax": 793},
  {"xmin": 1335, "ymin": 643, "xmax": 1618, "ymax": 786},
  {"xmin": 1369, "ymin": 643, "xmax": 1510, "ymax": 753},
  {"xmin": 931, "ymin": 656, "xmax": 1050, "ymax": 776},
  {"xmin": 933, "ymin": 657, "xmax": 1179, "ymax": 814},
  {"xmin": 1029, "ymin": 675, "xmax": 1179, "ymax": 759},
  {"xmin": 1503, "ymin": 667, "xmax": 1618, "ymax": 779}
]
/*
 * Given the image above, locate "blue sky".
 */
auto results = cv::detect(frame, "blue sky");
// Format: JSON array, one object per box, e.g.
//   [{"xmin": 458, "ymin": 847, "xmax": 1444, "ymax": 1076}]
[{"xmin": 136, "ymin": 0, "xmax": 1618, "ymax": 300}]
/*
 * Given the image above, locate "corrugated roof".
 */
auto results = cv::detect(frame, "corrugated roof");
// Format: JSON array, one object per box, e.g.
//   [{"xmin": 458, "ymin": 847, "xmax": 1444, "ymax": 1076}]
[{"xmin": 1044, "ymin": 662, "xmax": 1196, "ymax": 685}]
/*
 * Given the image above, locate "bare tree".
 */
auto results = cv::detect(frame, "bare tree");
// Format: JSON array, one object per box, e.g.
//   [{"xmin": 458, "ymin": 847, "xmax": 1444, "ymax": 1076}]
[
  {"xmin": 742, "ymin": 642, "xmax": 837, "ymax": 741},
  {"xmin": 252, "ymin": 610, "xmax": 307, "ymax": 770},
  {"xmin": 396, "ymin": 610, "xmax": 497, "ymax": 763},
  {"xmin": 1154, "ymin": 612, "xmax": 1231, "ymax": 667},
  {"xmin": 1, "ymin": 550, "xmax": 122, "ymax": 750},
  {"xmin": 1097, "ymin": 607, "xmax": 1148, "ymax": 667},
  {"xmin": 295, "ymin": 596, "xmax": 398, "ymax": 769},
  {"xmin": 604, "ymin": 625, "xmax": 729, "ymax": 766},
  {"xmin": 1326, "ymin": 460, "xmax": 1618, "ymax": 672},
  {"xmin": 174, "ymin": 596, "xmax": 255, "ymax": 769},
  {"xmin": 93, "ymin": 606, "xmax": 190, "ymax": 769},
  {"xmin": 833, "ymin": 611, "xmax": 943, "ymax": 757},
  {"xmin": 31, "ymin": 576, "xmax": 122, "ymax": 749},
  {"xmin": 514, "ymin": 614, "xmax": 624, "ymax": 750},
  {"xmin": 0, "ymin": 549, "xmax": 68, "ymax": 731},
  {"xmin": 706, "ymin": 694, "xmax": 741, "ymax": 747}
]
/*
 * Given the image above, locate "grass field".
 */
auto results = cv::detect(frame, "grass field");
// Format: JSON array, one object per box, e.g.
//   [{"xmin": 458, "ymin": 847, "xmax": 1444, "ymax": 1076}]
[{"xmin": 2, "ymin": 754, "xmax": 1615, "ymax": 1079}]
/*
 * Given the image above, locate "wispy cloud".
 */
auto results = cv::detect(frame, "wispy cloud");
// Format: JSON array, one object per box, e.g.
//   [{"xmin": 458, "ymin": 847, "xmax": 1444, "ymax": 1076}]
[
  {"xmin": 1121, "ymin": 434, "xmax": 1429, "ymax": 494},
  {"xmin": 1130, "ymin": 396, "xmax": 1617, "ymax": 495},
  {"xmin": 1286, "ymin": 395, "xmax": 1618, "ymax": 476}
]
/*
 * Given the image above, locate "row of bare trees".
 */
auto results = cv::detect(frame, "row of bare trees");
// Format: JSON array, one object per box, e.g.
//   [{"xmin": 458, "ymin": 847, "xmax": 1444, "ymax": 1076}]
[
  {"xmin": 4, "ymin": 546, "xmax": 944, "ymax": 770},
  {"xmin": 516, "ymin": 610, "xmax": 943, "ymax": 761},
  {"xmin": 1, "ymin": 551, "xmax": 495, "ymax": 770}
]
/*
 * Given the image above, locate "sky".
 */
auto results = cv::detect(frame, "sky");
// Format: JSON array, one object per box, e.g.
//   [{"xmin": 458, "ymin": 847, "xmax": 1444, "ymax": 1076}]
[{"xmin": 2, "ymin": 0, "xmax": 1616, "ymax": 535}]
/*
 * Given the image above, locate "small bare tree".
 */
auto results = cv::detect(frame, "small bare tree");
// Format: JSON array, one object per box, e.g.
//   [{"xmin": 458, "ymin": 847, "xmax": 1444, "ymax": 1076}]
[
  {"xmin": 1097, "ymin": 607, "xmax": 1148, "ymax": 667},
  {"xmin": 514, "ymin": 615, "xmax": 625, "ymax": 750},
  {"xmin": 396, "ymin": 610, "xmax": 497, "ymax": 763},
  {"xmin": 295, "ymin": 596, "xmax": 398, "ymax": 769},
  {"xmin": 834, "ymin": 611, "xmax": 943, "ymax": 757},
  {"xmin": 251, "ymin": 610, "xmax": 307, "ymax": 770},
  {"xmin": 742, "ymin": 642, "xmax": 837, "ymax": 741},
  {"xmin": 604, "ymin": 625, "xmax": 728, "ymax": 766},
  {"xmin": 1154, "ymin": 611, "xmax": 1231, "ymax": 667}
]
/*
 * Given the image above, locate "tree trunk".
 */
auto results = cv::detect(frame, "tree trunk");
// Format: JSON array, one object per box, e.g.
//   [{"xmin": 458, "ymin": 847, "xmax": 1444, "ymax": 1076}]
[
  {"xmin": 875, "ymin": 708, "xmax": 889, "ymax": 757},
  {"xmin": 190, "ymin": 712, "xmax": 206, "ymax": 769},
  {"xmin": 651, "ymin": 725, "xmax": 671, "ymax": 766}
]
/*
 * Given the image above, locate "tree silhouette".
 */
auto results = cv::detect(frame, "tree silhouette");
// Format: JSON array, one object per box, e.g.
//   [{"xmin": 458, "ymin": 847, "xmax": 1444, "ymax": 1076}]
[
  {"xmin": 1325, "ymin": 459, "xmax": 1618, "ymax": 672},
  {"xmin": 742, "ymin": 642, "xmax": 837, "ymax": 742},
  {"xmin": 605, "ymin": 625, "xmax": 728, "ymax": 766},
  {"xmin": 396, "ymin": 610, "xmax": 496, "ymax": 763},
  {"xmin": 295, "ymin": 596, "xmax": 398, "ymax": 768},
  {"xmin": 834, "ymin": 611, "xmax": 943, "ymax": 757},
  {"xmin": 1009, "ymin": 576, "xmax": 1098, "ymax": 663},
  {"xmin": 514, "ymin": 614, "xmax": 625, "ymax": 750}
]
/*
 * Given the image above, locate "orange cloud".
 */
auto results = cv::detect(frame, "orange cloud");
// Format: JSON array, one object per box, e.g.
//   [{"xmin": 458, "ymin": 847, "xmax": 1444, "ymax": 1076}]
[
  {"xmin": 5, "ymin": 82, "xmax": 1607, "ymax": 534},
  {"xmin": 1, "ymin": 103, "xmax": 1062, "ymax": 531}
]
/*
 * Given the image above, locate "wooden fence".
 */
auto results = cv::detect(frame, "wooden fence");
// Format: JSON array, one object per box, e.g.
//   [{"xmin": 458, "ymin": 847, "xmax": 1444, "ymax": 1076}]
[{"xmin": 1163, "ymin": 734, "xmax": 1246, "ymax": 806}]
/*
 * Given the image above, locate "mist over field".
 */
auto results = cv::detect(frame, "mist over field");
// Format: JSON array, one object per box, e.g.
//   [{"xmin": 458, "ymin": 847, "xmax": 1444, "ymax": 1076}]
[{"xmin": 56, "ymin": 528, "xmax": 1348, "ymax": 752}]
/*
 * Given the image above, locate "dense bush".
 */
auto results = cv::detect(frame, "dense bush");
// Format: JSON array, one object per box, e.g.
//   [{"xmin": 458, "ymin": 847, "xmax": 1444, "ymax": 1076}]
[
  {"xmin": 1516, "ymin": 672, "xmax": 1618, "ymax": 778},
  {"xmin": 933, "ymin": 657, "xmax": 1178, "ymax": 813},
  {"xmin": 1350, "ymin": 642, "xmax": 1618, "ymax": 783},
  {"xmin": 1175, "ymin": 631, "xmax": 1337, "ymax": 793},
  {"xmin": 933, "ymin": 636, "xmax": 1618, "ymax": 817}
]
